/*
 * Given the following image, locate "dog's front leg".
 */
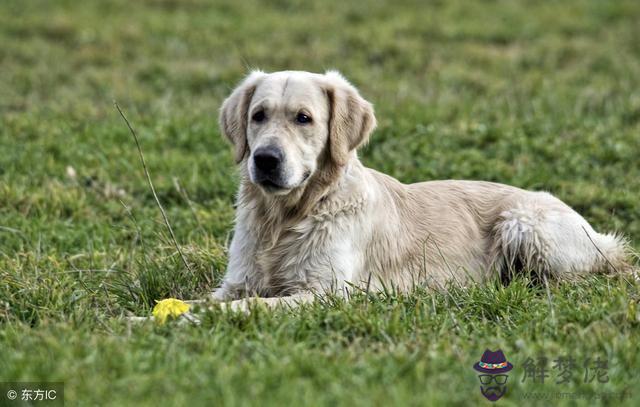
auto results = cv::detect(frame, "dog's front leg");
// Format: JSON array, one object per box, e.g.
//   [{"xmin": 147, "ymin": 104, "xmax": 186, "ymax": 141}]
[
  {"xmin": 212, "ymin": 218, "xmax": 260, "ymax": 301},
  {"xmin": 221, "ymin": 292, "xmax": 316, "ymax": 313},
  {"xmin": 126, "ymin": 293, "xmax": 317, "ymax": 324}
]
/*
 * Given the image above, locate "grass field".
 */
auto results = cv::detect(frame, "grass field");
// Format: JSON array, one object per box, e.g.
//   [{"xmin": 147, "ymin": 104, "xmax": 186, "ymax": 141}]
[{"xmin": 1, "ymin": 0, "xmax": 640, "ymax": 405}]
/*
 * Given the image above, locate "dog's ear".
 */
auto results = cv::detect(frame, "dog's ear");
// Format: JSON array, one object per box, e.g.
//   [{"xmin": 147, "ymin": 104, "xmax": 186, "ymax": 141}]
[
  {"xmin": 323, "ymin": 71, "xmax": 377, "ymax": 166},
  {"xmin": 219, "ymin": 71, "xmax": 265, "ymax": 163}
]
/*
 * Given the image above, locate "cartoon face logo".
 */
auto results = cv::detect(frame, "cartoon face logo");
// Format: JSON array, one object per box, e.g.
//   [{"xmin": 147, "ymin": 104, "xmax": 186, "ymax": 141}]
[{"xmin": 473, "ymin": 349, "xmax": 513, "ymax": 402}]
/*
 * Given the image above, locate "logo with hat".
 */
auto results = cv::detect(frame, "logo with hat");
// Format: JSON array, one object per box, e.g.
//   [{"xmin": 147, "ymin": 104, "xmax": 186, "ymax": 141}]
[{"xmin": 473, "ymin": 349, "xmax": 513, "ymax": 401}]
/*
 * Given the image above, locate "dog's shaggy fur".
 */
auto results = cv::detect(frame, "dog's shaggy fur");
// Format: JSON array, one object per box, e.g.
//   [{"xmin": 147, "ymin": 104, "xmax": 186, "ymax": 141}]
[{"xmin": 212, "ymin": 70, "xmax": 629, "ymax": 308}]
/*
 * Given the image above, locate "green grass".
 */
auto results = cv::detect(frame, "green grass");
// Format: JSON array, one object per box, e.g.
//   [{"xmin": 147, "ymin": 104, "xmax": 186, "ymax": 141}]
[{"xmin": 1, "ymin": 0, "xmax": 640, "ymax": 405}]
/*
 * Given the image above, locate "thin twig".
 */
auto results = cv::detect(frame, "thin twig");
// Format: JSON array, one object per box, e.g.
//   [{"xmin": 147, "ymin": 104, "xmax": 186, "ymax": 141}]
[{"xmin": 114, "ymin": 102, "xmax": 194, "ymax": 275}]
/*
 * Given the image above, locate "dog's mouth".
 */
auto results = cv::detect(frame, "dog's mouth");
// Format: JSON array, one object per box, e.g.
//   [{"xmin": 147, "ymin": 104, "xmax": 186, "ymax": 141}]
[
  {"xmin": 259, "ymin": 179, "xmax": 289, "ymax": 193},
  {"xmin": 256, "ymin": 171, "xmax": 312, "ymax": 195}
]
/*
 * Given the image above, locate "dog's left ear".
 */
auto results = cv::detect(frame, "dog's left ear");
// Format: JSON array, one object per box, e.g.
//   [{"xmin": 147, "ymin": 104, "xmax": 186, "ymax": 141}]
[
  {"xmin": 323, "ymin": 71, "xmax": 377, "ymax": 167},
  {"xmin": 219, "ymin": 71, "xmax": 266, "ymax": 163}
]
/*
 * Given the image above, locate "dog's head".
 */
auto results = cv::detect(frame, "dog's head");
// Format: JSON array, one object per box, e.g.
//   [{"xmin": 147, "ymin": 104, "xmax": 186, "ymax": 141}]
[{"xmin": 219, "ymin": 70, "xmax": 376, "ymax": 195}]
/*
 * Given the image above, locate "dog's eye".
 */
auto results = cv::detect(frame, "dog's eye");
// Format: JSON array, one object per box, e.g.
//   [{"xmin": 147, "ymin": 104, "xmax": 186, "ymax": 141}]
[
  {"xmin": 296, "ymin": 113, "xmax": 312, "ymax": 124},
  {"xmin": 252, "ymin": 110, "xmax": 266, "ymax": 123}
]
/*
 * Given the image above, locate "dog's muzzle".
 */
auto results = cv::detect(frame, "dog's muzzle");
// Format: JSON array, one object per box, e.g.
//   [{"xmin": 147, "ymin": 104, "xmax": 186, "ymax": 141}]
[{"xmin": 252, "ymin": 145, "xmax": 287, "ymax": 191}]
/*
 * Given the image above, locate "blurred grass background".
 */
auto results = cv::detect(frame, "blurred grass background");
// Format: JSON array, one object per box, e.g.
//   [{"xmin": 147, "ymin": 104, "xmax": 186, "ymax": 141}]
[{"xmin": 1, "ymin": 0, "xmax": 639, "ymax": 405}]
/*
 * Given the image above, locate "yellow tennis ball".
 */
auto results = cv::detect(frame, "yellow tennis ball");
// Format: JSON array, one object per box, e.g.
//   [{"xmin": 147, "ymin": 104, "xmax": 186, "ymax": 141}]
[{"xmin": 152, "ymin": 298, "xmax": 190, "ymax": 325}]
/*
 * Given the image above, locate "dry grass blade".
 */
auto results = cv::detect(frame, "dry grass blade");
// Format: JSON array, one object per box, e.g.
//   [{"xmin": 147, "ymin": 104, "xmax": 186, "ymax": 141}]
[
  {"xmin": 114, "ymin": 102, "xmax": 194, "ymax": 276},
  {"xmin": 581, "ymin": 225, "xmax": 620, "ymax": 274}
]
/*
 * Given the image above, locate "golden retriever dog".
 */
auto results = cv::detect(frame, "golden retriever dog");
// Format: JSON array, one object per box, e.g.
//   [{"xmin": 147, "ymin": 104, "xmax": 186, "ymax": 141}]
[{"xmin": 211, "ymin": 70, "xmax": 629, "ymax": 311}]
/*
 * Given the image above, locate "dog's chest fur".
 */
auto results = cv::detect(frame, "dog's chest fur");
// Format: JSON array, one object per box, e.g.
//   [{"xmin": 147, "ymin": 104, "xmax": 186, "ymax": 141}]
[{"xmin": 241, "ymin": 183, "xmax": 368, "ymax": 296}]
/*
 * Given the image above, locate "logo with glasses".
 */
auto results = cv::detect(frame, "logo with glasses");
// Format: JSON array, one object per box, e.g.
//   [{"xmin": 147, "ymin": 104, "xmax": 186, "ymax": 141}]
[{"xmin": 473, "ymin": 349, "xmax": 513, "ymax": 401}]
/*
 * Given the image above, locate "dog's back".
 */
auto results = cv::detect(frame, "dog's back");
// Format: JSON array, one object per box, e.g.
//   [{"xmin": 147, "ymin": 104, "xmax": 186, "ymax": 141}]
[{"xmin": 360, "ymin": 172, "xmax": 630, "ymax": 289}]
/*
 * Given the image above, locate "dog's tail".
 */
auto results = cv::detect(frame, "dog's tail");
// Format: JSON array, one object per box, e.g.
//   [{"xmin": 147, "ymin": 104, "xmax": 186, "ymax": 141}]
[{"xmin": 590, "ymin": 231, "xmax": 637, "ymax": 277}]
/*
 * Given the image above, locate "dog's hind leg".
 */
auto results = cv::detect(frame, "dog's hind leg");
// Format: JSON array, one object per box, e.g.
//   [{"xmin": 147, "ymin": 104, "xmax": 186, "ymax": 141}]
[{"xmin": 491, "ymin": 192, "xmax": 629, "ymax": 281}]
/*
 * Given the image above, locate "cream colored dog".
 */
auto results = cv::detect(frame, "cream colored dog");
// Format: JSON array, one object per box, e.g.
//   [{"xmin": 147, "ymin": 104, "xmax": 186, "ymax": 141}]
[{"xmin": 212, "ymin": 70, "xmax": 629, "ymax": 310}]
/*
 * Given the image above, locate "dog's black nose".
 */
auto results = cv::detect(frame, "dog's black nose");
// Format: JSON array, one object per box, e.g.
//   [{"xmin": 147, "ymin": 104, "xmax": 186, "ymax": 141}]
[{"xmin": 253, "ymin": 146, "xmax": 283, "ymax": 173}]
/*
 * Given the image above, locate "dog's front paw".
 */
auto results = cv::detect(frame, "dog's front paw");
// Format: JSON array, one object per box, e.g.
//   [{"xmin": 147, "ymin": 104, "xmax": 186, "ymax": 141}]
[
  {"xmin": 210, "ymin": 287, "xmax": 230, "ymax": 302},
  {"xmin": 222, "ymin": 298, "xmax": 251, "ymax": 313}
]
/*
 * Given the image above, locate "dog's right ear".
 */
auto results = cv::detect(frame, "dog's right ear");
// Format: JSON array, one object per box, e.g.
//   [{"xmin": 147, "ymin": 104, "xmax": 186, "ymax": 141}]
[{"xmin": 219, "ymin": 71, "xmax": 265, "ymax": 163}]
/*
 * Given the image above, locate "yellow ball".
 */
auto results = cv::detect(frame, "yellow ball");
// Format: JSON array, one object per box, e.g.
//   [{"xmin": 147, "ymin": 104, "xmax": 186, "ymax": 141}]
[{"xmin": 152, "ymin": 298, "xmax": 190, "ymax": 325}]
